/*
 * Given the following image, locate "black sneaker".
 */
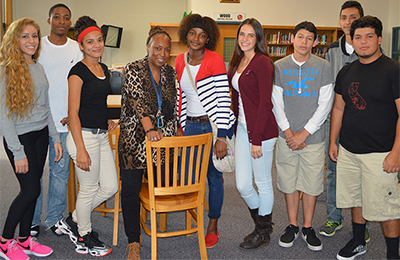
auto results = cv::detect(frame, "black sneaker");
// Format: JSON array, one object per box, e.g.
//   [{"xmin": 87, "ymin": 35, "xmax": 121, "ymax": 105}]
[
  {"xmin": 75, "ymin": 232, "xmax": 112, "ymax": 257},
  {"xmin": 56, "ymin": 213, "xmax": 79, "ymax": 244},
  {"xmin": 302, "ymin": 227, "xmax": 323, "ymax": 251},
  {"xmin": 279, "ymin": 224, "xmax": 299, "ymax": 248},
  {"xmin": 30, "ymin": 225, "xmax": 40, "ymax": 238},
  {"xmin": 337, "ymin": 238, "xmax": 367, "ymax": 260},
  {"xmin": 50, "ymin": 224, "xmax": 63, "ymax": 236}
]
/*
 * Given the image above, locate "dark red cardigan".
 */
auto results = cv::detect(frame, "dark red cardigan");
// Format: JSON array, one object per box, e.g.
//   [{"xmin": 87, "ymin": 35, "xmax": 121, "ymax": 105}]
[{"xmin": 228, "ymin": 54, "xmax": 278, "ymax": 146}]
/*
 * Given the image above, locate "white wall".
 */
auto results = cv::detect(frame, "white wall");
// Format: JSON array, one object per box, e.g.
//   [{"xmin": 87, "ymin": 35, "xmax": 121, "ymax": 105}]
[
  {"xmin": 188, "ymin": 0, "xmax": 399, "ymax": 55},
  {"xmin": 11, "ymin": 0, "xmax": 400, "ymax": 64},
  {"xmin": 388, "ymin": 0, "xmax": 400, "ymax": 54},
  {"xmin": 13, "ymin": 0, "xmax": 187, "ymax": 66}
]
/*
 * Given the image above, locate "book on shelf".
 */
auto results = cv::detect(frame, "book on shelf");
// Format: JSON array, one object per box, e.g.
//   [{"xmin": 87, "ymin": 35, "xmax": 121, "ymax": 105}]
[
  {"xmin": 317, "ymin": 35, "xmax": 327, "ymax": 45},
  {"xmin": 314, "ymin": 47, "xmax": 327, "ymax": 57},
  {"xmin": 266, "ymin": 32, "xmax": 292, "ymax": 44},
  {"xmin": 268, "ymin": 46, "xmax": 287, "ymax": 57}
]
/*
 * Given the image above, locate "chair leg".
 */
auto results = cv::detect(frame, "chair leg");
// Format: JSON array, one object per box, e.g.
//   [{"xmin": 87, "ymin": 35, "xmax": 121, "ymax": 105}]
[
  {"xmin": 140, "ymin": 205, "xmax": 151, "ymax": 236},
  {"xmin": 185, "ymin": 210, "xmax": 192, "ymax": 237},
  {"xmin": 150, "ymin": 208, "xmax": 158, "ymax": 260},
  {"xmin": 190, "ymin": 208, "xmax": 198, "ymax": 226},
  {"xmin": 112, "ymin": 191, "xmax": 120, "ymax": 246},
  {"xmin": 204, "ymin": 196, "xmax": 209, "ymax": 211},
  {"xmin": 159, "ymin": 213, "xmax": 167, "ymax": 232},
  {"xmin": 100, "ymin": 201, "xmax": 107, "ymax": 216},
  {"xmin": 67, "ymin": 159, "xmax": 76, "ymax": 213},
  {"xmin": 140, "ymin": 205, "xmax": 147, "ymax": 223},
  {"xmin": 197, "ymin": 203, "xmax": 208, "ymax": 259}
]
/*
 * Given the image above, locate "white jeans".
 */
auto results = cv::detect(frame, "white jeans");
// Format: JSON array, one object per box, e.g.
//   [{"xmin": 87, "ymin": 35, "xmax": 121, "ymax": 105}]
[
  {"xmin": 235, "ymin": 122, "xmax": 277, "ymax": 216},
  {"xmin": 66, "ymin": 130, "xmax": 118, "ymax": 236}
]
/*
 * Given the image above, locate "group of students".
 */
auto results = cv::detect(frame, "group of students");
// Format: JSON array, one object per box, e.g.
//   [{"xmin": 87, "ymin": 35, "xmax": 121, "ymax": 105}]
[
  {"xmin": 0, "ymin": 4, "xmax": 120, "ymax": 260},
  {"xmin": 0, "ymin": 1, "xmax": 399, "ymax": 260}
]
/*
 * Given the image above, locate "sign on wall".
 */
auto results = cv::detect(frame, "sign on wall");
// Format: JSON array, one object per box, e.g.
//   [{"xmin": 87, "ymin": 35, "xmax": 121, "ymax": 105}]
[{"xmin": 214, "ymin": 12, "xmax": 246, "ymax": 22}]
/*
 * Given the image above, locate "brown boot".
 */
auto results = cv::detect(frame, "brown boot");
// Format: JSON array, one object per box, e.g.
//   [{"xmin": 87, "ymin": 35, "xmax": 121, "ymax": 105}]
[
  {"xmin": 240, "ymin": 213, "xmax": 273, "ymax": 250},
  {"xmin": 243, "ymin": 207, "xmax": 258, "ymax": 242},
  {"xmin": 244, "ymin": 210, "xmax": 273, "ymax": 242},
  {"xmin": 126, "ymin": 242, "xmax": 141, "ymax": 260}
]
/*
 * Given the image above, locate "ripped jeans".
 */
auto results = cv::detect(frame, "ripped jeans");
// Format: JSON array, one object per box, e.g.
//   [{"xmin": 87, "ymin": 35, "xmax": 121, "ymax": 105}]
[{"xmin": 33, "ymin": 132, "xmax": 70, "ymax": 228}]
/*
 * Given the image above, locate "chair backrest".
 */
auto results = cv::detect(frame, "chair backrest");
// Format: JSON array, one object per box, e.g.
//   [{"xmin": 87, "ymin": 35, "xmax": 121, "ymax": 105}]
[
  {"xmin": 145, "ymin": 133, "xmax": 213, "ymax": 198},
  {"xmin": 109, "ymin": 70, "xmax": 123, "ymax": 94}
]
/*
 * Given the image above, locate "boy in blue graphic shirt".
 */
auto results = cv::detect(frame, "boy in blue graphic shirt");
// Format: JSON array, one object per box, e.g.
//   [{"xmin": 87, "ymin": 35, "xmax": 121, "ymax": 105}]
[{"xmin": 272, "ymin": 21, "xmax": 334, "ymax": 251}]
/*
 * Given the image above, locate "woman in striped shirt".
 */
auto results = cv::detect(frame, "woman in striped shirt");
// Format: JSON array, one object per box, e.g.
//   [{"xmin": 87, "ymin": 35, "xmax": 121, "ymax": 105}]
[{"xmin": 175, "ymin": 13, "xmax": 235, "ymax": 249}]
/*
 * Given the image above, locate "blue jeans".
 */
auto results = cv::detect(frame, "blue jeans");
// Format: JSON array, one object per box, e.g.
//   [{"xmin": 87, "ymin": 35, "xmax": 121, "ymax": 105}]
[
  {"xmin": 325, "ymin": 118, "xmax": 343, "ymax": 223},
  {"xmin": 183, "ymin": 120, "xmax": 223, "ymax": 219},
  {"xmin": 235, "ymin": 122, "xmax": 276, "ymax": 216},
  {"xmin": 33, "ymin": 132, "xmax": 70, "ymax": 228}
]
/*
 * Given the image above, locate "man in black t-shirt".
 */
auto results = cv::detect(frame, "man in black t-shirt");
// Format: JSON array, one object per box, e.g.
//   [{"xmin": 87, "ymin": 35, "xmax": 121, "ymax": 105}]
[{"xmin": 330, "ymin": 16, "xmax": 400, "ymax": 260}]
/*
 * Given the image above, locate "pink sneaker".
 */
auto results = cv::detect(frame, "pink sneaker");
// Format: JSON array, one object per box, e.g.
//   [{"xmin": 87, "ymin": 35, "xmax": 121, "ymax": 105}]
[
  {"xmin": 0, "ymin": 238, "xmax": 30, "ymax": 260},
  {"xmin": 17, "ymin": 236, "xmax": 52, "ymax": 257}
]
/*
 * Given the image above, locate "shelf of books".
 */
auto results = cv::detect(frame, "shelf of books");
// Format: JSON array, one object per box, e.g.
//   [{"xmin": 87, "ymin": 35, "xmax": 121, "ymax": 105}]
[{"xmin": 263, "ymin": 26, "xmax": 343, "ymax": 60}]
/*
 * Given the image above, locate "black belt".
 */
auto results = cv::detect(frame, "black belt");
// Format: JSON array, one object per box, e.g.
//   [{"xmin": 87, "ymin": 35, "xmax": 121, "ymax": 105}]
[
  {"xmin": 186, "ymin": 115, "xmax": 209, "ymax": 124},
  {"xmin": 81, "ymin": 127, "xmax": 107, "ymax": 134}
]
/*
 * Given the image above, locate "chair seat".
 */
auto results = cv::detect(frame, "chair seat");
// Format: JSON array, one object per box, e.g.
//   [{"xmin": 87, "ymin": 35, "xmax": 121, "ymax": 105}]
[{"xmin": 139, "ymin": 183, "xmax": 199, "ymax": 213}]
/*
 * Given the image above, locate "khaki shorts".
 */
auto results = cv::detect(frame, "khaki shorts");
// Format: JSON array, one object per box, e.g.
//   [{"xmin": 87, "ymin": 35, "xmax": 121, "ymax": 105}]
[
  {"xmin": 337, "ymin": 145, "xmax": 400, "ymax": 221},
  {"xmin": 276, "ymin": 136, "xmax": 325, "ymax": 196}
]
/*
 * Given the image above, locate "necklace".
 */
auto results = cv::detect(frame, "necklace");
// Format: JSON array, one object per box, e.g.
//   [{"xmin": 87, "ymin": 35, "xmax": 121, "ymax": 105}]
[{"xmin": 187, "ymin": 52, "xmax": 204, "ymax": 65}]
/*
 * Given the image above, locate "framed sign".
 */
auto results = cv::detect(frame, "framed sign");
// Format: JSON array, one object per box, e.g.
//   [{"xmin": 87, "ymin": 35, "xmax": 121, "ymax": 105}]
[
  {"xmin": 214, "ymin": 12, "xmax": 245, "ymax": 22},
  {"xmin": 220, "ymin": 0, "xmax": 240, "ymax": 3}
]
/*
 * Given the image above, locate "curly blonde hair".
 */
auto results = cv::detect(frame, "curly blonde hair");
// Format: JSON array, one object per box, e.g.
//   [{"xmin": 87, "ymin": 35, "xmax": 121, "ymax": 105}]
[{"xmin": 0, "ymin": 18, "xmax": 41, "ymax": 119}]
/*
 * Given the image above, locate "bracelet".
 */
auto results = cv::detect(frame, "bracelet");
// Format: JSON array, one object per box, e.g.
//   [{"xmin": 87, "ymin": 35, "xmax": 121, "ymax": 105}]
[
  {"xmin": 216, "ymin": 137, "xmax": 228, "ymax": 145},
  {"xmin": 145, "ymin": 128, "xmax": 157, "ymax": 134}
]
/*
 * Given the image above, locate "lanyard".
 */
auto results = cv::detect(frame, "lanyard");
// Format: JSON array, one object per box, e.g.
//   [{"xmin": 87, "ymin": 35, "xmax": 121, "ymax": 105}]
[
  {"xmin": 149, "ymin": 65, "xmax": 164, "ymax": 128},
  {"xmin": 149, "ymin": 66, "xmax": 162, "ymax": 110}
]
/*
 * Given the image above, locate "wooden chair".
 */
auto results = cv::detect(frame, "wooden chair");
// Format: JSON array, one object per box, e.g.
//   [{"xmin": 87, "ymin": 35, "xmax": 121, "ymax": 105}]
[
  {"xmin": 67, "ymin": 126, "xmax": 122, "ymax": 246},
  {"xmin": 139, "ymin": 133, "xmax": 213, "ymax": 260}
]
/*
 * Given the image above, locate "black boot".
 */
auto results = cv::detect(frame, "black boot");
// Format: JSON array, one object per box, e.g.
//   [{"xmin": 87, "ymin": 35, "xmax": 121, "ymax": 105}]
[
  {"xmin": 240, "ymin": 213, "xmax": 273, "ymax": 250},
  {"xmin": 265, "ymin": 212, "xmax": 273, "ymax": 235},
  {"xmin": 243, "ymin": 208, "xmax": 258, "ymax": 242}
]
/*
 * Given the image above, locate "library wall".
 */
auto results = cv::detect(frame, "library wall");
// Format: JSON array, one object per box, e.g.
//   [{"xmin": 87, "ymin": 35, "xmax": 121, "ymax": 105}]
[{"xmin": 11, "ymin": 0, "xmax": 398, "ymax": 65}]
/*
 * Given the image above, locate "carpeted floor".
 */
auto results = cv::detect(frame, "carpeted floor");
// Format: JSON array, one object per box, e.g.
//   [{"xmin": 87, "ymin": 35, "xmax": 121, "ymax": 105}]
[{"xmin": 0, "ymin": 137, "xmax": 387, "ymax": 259}]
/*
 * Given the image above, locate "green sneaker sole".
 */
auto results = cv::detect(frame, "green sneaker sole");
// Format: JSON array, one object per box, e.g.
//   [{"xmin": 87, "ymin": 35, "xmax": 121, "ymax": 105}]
[{"xmin": 319, "ymin": 224, "xmax": 342, "ymax": 237}]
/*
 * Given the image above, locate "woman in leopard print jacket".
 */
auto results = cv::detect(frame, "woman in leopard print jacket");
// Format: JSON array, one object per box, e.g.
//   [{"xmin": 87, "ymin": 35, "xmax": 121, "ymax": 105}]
[{"xmin": 118, "ymin": 26, "xmax": 176, "ymax": 259}]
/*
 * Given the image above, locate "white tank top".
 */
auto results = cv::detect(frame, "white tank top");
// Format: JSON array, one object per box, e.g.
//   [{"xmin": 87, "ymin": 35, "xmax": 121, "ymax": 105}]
[
  {"xmin": 231, "ymin": 71, "xmax": 246, "ymax": 123},
  {"xmin": 180, "ymin": 64, "xmax": 207, "ymax": 116}
]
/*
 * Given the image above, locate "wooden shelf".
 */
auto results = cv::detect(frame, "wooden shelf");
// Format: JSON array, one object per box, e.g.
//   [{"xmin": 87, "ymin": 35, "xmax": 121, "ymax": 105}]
[
  {"xmin": 263, "ymin": 25, "xmax": 343, "ymax": 59},
  {"xmin": 150, "ymin": 23, "xmax": 187, "ymax": 67}
]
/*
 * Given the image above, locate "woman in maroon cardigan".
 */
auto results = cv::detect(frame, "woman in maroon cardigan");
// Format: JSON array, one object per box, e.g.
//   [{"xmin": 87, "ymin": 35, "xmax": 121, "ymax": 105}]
[{"xmin": 228, "ymin": 18, "xmax": 278, "ymax": 250}]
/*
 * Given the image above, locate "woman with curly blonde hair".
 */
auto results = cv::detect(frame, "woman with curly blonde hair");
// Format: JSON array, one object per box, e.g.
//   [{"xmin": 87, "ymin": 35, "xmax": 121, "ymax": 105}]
[{"xmin": 0, "ymin": 18, "xmax": 62, "ymax": 260}]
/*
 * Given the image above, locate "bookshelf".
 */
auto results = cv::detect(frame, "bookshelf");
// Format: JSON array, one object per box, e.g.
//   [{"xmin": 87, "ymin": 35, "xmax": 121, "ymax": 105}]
[
  {"xmin": 151, "ymin": 23, "xmax": 343, "ymax": 67},
  {"xmin": 392, "ymin": 27, "xmax": 400, "ymax": 63},
  {"xmin": 263, "ymin": 26, "xmax": 343, "ymax": 60}
]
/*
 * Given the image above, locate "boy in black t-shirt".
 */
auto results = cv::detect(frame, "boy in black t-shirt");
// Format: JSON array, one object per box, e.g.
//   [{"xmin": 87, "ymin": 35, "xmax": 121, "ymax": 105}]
[{"xmin": 330, "ymin": 16, "xmax": 400, "ymax": 260}]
